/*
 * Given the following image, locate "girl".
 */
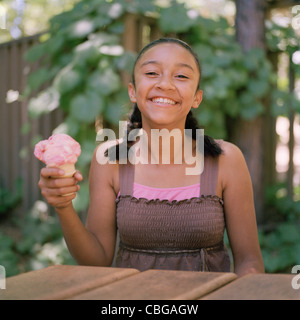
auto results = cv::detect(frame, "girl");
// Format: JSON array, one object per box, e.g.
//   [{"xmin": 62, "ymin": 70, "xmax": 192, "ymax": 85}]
[{"xmin": 38, "ymin": 38, "xmax": 264, "ymax": 276}]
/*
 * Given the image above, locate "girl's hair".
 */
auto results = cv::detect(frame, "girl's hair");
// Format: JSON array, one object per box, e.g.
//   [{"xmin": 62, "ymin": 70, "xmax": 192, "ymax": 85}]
[{"xmin": 105, "ymin": 38, "xmax": 222, "ymax": 160}]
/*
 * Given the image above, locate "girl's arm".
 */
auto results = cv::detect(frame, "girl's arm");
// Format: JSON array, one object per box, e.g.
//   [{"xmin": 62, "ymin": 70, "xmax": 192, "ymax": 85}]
[
  {"xmin": 219, "ymin": 142, "xmax": 265, "ymax": 277},
  {"xmin": 38, "ymin": 145, "xmax": 118, "ymax": 267}
]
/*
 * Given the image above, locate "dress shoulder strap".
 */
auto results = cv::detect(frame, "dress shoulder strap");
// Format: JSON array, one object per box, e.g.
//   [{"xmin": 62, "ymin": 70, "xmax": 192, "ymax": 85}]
[
  {"xmin": 119, "ymin": 163, "xmax": 134, "ymax": 196},
  {"xmin": 200, "ymin": 156, "xmax": 219, "ymax": 196}
]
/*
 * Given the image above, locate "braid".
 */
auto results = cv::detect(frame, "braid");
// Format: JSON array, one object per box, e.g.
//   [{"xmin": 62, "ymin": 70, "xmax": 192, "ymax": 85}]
[
  {"xmin": 185, "ymin": 110, "xmax": 223, "ymax": 157},
  {"xmin": 185, "ymin": 110, "xmax": 200, "ymax": 139},
  {"xmin": 128, "ymin": 103, "xmax": 142, "ymax": 131}
]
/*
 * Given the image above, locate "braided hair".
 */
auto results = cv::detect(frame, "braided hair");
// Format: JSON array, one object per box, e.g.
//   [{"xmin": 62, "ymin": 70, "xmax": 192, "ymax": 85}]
[{"xmin": 105, "ymin": 38, "xmax": 222, "ymax": 160}]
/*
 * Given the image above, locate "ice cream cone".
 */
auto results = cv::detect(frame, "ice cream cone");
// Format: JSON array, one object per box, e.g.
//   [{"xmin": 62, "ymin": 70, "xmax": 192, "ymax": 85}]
[
  {"xmin": 47, "ymin": 163, "xmax": 76, "ymax": 196},
  {"xmin": 48, "ymin": 163, "xmax": 76, "ymax": 178},
  {"xmin": 34, "ymin": 133, "xmax": 81, "ymax": 197}
]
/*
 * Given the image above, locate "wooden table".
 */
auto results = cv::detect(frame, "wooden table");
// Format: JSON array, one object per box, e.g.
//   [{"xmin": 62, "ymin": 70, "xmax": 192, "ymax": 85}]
[{"xmin": 1, "ymin": 265, "xmax": 299, "ymax": 300}]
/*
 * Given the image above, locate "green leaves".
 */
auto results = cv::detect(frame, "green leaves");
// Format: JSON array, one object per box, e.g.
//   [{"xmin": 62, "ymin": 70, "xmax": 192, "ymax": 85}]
[
  {"xmin": 7, "ymin": 0, "xmax": 298, "ymax": 276},
  {"xmin": 185, "ymin": 15, "xmax": 275, "ymax": 131},
  {"xmin": 159, "ymin": 2, "xmax": 196, "ymax": 33},
  {"xmin": 27, "ymin": 67, "xmax": 53, "ymax": 92},
  {"xmin": 0, "ymin": 178, "xmax": 22, "ymax": 215},
  {"xmin": 25, "ymin": 41, "xmax": 47, "ymax": 62},
  {"xmin": 88, "ymin": 68, "xmax": 121, "ymax": 96},
  {"xmin": 53, "ymin": 65, "xmax": 82, "ymax": 94},
  {"xmin": 260, "ymin": 184, "xmax": 300, "ymax": 273},
  {"xmin": 104, "ymin": 87, "xmax": 129, "ymax": 125},
  {"xmin": 239, "ymin": 93, "xmax": 264, "ymax": 120},
  {"xmin": 69, "ymin": 19, "xmax": 96, "ymax": 39},
  {"xmin": 24, "ymin": 0, "xmax": 284, "ymax": 215},
  {"xmin": 0, "ymin": 232, "xmax": 20, "ymax": 276},
  {"xmin": 70, "ymin": 91, "xmax": 104, "ymax": 124},
  {"xmin": 28, "ymin": 88, "xmax": 60, "ymax": 118},
  {"xmin": 25, "ymin": 0, "xmax": 278, "ymax": 144},
  {"xmin": 260, "ymin": 221, "xmax": 300, "ymax": 273}
]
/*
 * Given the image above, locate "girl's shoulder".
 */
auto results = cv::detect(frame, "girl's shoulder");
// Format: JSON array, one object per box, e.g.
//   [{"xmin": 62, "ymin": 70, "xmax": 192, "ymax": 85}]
[
  {"xmin": 218, "ymin": 140, "xmax": 243, "ymax": 158},
  {"xmin": 218, "ymin": 140, "xmax": 246, "ymax": 172},
  {"xmin": 218, "ymin": 140, "xmax": 250, "ymax": 183}
]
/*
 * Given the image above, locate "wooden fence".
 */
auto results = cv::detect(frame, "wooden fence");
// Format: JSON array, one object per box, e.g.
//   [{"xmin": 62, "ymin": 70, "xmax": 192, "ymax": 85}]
[
  {"xmin": 0, "ymin": 33, "xmax": 63, "ymax": 217},
  {"xmin": 0, "ymin": 14, "xmax": 161, "ymax": 216}
]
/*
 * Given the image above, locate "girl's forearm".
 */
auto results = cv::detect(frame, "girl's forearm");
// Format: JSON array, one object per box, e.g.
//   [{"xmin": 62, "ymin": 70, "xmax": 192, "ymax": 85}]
[
  {"xmin": 55, "ymin": 205, "xmax": 110, "ymax": 266},
  {"xmin": 234, "ymin": 258, "xmax": 265, "ymax": 277}
]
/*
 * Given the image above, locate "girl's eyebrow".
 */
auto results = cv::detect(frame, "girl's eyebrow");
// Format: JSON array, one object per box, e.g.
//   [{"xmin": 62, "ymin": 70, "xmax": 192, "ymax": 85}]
[
  {"xmin": 140, "ymin": 60, "xmax": 195, "ymax": 72},
  {"xmin": 176, "ymin": 63, "xmax": 195, "ymax": 71}
]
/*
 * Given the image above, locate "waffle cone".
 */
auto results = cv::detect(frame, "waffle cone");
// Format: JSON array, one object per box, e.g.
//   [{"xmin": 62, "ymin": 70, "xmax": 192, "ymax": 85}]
[
  {"xmin": 48, "ymin": 163, "xmax": 76, "ymax": 178},
  {"xmin": 47, "ymin": 163, "xmax": 77, "ymax": 196}
]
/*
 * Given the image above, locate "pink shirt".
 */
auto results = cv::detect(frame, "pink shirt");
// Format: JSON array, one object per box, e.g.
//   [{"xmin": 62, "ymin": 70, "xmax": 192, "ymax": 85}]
[{"xmin": 132, "ymin": 182, "xmax": 200, "ymax": 201}]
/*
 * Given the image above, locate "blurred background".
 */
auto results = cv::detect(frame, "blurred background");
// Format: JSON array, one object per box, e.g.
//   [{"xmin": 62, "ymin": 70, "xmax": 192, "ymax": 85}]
[{"xmin": 0, "ymin": 0, "xmax": 299, "ymax": 276}]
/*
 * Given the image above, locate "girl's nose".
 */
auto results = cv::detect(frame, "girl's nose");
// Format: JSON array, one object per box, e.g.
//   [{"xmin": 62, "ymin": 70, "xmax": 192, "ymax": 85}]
[{"xmin": 155, "ymin": 75, "xmax": 175, "ymax": 91}]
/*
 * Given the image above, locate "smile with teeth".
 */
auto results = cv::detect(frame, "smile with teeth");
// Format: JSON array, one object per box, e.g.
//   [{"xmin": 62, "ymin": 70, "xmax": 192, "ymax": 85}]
[{"xmin": 151, "ymin": 97, "xmax": 177, "ymax": 105}]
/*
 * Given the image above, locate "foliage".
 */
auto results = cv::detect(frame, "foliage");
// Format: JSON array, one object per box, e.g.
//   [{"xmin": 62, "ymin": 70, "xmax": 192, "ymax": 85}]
[
  {"xmin": 24, "ymin": 0, "xmax": 280, "ymax": 139},
  {"xmin": 6, "ymin": 0, "xmax": 298, "ymax": 275},
  {"xmin": 266, "ymin": 20, "xmax": 300, "ymax": 117},
  {"xmin": 21, "ymin": 0, "xmax": 286, "ymax": 210},
  {"xmin": 183, "ymin": 17, "xmax": 273, "ymax": 136},
  {"xmin": 259, "ymin": 184, "xmax": 300, "ymax": 273},
  {"xmin": 0, "ymin": 231, "xmax": 19, "ymax": 276},
  {"xmin": 0, "ymin": 178, "xmax": 22, "ymax": 216},
  {"xmin": 0, "ymin": 0, "xmax": 79, "ymax": 43},
  {"xmin": 0, "ymin": 201, "xmax": 75, "ymax": 277}
]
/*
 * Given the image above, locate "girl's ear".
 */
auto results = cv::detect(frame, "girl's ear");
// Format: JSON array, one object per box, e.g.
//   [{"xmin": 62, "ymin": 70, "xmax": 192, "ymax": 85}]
[
  {"xmin": 128, "ymin": 83, "xmax": 137, "ymax": 103},
  {"xmin": 191, "ymin": 89, "xmax": 203, "ymax": 109}
]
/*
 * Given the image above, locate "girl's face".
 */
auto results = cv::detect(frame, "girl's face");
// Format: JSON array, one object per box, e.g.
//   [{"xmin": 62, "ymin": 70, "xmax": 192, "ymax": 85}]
[{"xmin": 128, "ymin": 43, "xmax": 203, "ymax": 130}]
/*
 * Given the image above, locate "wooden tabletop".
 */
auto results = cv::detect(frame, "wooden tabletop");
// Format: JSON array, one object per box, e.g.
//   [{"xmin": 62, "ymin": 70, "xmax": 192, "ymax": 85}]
[
  {"xmin": 202, "ymin": 273, "xmax": 300, "ymax": 300},
  {"xmin": 69, "ymin": 268, "xmax": 236, "ymax": 300},
  {"xmin": 0, "ymin": 265, "xmax": 138, "ymax": 300},
  {"xmin": 1, "ymin": 265, "xmax": 299, "ymax": 300}
]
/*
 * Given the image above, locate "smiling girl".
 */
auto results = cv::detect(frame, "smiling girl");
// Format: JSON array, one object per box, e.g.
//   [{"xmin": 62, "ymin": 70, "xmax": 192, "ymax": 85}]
[{"xmin": 38, "ymin": 38, "xmax": 264, "ymax": 276}]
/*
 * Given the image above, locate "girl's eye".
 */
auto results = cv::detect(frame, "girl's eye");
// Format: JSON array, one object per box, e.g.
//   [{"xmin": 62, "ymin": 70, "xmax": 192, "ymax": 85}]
[
  {"xmin": 145, "ymin": 72, "xmax": 158, "ymax": 76},
  {"xmin": 176, "ymin": 74, "xmax": 189, "ymax": 79}
]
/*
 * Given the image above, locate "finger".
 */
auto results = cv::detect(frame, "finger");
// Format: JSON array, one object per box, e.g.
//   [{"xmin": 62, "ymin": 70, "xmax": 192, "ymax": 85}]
[
  {"xmin": 59, "ymin": 184, "xmax": 80, "ymax": 197},
  {"xmin": 43, "ymin": 184, "xmax": 80, "ymax": 197},
  {"xmin": 43, "ymin": 176, "xmax": 78, "ymax": 189},
  {"xmin": 47, "ymin": 193, "xmax": 77, "ymax": 208},
  {"xmin": 74, "ymin": 171, "xmax": 83, "ymax": 181},
  {"xmin": 41, "ymin": 167, "xmax": 65, "ymax": 178}
]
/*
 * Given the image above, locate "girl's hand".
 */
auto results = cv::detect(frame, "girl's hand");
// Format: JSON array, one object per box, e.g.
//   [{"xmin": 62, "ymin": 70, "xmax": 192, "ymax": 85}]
[{"xmin": 38, "ymin": 167, "xmax": 83, "ymax": 209}]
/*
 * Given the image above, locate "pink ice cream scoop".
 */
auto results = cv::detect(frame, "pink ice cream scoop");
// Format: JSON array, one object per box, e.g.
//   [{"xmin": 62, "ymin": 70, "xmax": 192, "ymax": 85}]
[{"xmin": 34, "ymin": 133, "xmax": 81, "ymax": 178}]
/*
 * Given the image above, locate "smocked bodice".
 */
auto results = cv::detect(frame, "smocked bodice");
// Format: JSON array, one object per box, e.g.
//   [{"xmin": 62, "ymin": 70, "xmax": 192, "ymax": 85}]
[{"xmin": 115, "ymin": 156, "xmax": 230, "ymax": 272}]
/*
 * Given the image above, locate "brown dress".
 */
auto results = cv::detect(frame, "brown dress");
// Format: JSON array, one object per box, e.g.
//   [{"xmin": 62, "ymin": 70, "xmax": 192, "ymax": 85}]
[{"xmin": 115, "ymin": 156, "xmax": 230, "ymax": 272}]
